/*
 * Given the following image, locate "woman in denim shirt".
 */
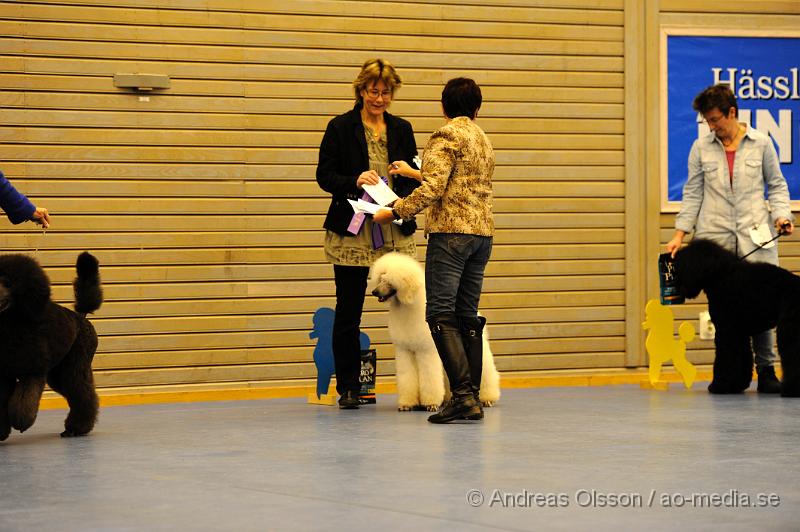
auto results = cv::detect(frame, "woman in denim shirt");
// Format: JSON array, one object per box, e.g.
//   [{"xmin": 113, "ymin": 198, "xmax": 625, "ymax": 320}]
[{"xmin": 666, "ymin": 83, "xmax": 794, "ymax": 393}]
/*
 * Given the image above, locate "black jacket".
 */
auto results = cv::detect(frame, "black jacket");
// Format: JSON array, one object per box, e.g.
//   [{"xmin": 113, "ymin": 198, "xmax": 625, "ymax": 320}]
[{"xmin": 316, "ymin": 104, "xmax": 420, "ymax": 235}]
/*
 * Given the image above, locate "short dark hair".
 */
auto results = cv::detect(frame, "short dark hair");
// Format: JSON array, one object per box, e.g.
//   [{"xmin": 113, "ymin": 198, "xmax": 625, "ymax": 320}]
[
  {"xmin": 693, "ymin": 83, "xmax": 738, "ymax": 118},
  {"xmin": 441, "ymin": 77, "xmax": 482, "ymax": 119}
]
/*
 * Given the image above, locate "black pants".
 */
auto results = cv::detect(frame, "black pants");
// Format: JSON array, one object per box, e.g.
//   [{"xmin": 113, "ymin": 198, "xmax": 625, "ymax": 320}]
[{"xmin": 332, "ymin": 264, "xmax": 369, "ymax": 396}]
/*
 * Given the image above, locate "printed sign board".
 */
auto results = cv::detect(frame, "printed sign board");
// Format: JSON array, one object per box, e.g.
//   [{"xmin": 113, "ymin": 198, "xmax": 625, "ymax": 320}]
[{"xmin": 661, "ymin": 29, "xmax": 800, "ymax": 211}]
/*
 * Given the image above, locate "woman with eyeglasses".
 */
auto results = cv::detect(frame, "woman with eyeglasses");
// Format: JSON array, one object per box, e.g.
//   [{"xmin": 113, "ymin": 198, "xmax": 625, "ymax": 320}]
[
  {"xmin": 666, "ymin": 83, "xmax": 794, "ymax": 394},
  {"xmin": 316, "ymin": 58, "xmax": 421, "ymax": 409}
]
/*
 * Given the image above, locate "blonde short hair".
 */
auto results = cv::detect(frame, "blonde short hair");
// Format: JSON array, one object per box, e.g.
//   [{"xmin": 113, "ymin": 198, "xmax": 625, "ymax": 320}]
[{"xmin": 352, "ymin": 58, "xmax": 402, "ymax": 105}]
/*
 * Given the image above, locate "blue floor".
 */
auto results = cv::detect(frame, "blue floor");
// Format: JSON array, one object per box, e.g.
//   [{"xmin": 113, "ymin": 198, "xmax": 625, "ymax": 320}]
[{"xmin": 1, "ymin": 385, "xmax": 798, "ymax": 531}]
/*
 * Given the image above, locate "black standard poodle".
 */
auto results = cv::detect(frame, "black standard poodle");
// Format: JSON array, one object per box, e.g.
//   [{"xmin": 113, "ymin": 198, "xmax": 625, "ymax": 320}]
[
  {"xmin": 673, "ymin": 238, "xmax": 800, "ymax": 396},
  {"xmin": 0, "ymin": 252, "xmax": 103, "ymax": 441}
]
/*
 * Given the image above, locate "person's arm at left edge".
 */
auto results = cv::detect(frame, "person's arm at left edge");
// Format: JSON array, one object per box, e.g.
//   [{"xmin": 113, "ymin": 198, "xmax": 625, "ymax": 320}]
[
  {"xmin": 388, "ymin": 118, "xmax": 421, "ymax": 182},
  {"xmin": 762, "ymin": 140, "xmax": 794, "ymax": 235},
  {"xmin": 377, "ymin": 118, "xmax": 420, "ymax": 223},
  {"xmin": 387, "ymin": 160, "xmax": 420, "ymax": 182},
  {"xmin": 0, "ymin": 170, "xmax": 50, "ymax": 228}
]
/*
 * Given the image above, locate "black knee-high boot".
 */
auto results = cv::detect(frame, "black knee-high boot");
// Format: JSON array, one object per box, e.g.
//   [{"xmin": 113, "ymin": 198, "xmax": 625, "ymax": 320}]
[
  {"xmin": 427, "ymin": 314, "xmax": 482, "ymax": 424},
  {"xmin": 460, "ymin": 316, "xmax": 486, "ymax": 402}
]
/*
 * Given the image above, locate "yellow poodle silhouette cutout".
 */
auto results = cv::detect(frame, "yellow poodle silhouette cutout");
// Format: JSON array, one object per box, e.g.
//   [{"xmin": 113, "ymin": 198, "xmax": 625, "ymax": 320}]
[{"xmin": 642, "ymin": 299, "xmax": 697, "ymax": 389}]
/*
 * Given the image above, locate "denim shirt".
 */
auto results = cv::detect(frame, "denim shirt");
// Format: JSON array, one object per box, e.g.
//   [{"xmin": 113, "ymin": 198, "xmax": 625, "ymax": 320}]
[{"xmin": 675, "ymin": 127, "xmax": 792, "ymax": 265}]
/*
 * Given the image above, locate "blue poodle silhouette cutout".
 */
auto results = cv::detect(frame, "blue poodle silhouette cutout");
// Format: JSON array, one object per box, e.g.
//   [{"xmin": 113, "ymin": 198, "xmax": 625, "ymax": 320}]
[
  {"xmin": 309, "ymin": 307, "xmax": 370, "ymax": 401},
  {"xmin": 359, "ymin": 332, "xmax": 370, "ymax": 351},
  {"xmin": 309, "ymin": 308, "xmax": 335, "ymax": 399}
]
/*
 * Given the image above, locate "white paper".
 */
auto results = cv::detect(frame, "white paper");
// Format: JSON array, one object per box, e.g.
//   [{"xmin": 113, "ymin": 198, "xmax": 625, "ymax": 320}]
[
  {"xmin": 347, "ymin": 199, "xmax": 385, "ymax": 215},
  {"xmin": 749, "ymin": 224, "xmax": 776, "ymax": 249},
  {"xmin": 356, "ymin": 199, "xmax": 382, "ymax": 214},
  {"xmin": 362, "ymin": 179, "xmax": 399, "ymax": 206}
]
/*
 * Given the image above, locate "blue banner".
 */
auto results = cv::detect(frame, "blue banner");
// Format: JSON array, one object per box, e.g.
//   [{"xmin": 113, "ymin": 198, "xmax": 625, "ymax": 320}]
[{"xmin": 665, "ymin": 34, "xmax": 800, "ymax": 207}]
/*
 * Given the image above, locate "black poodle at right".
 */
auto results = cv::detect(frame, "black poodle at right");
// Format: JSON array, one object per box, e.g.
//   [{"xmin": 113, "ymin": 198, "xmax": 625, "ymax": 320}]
[
  {"xmin": 673, "ymin": 238, "xmax": 800, "ymax": 396},
  {"xmin": 0, "ymin": 252, "xmax": 103, "ymax": 441}
]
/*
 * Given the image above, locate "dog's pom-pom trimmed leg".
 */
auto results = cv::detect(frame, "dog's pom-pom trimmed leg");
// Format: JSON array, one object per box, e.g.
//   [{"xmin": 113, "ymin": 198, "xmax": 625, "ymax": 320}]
[
  {"xmin": 0, "ymin": 379, "xmax": 14, "ymax": 441},
  {"xmin": 779, "ymin": 369, "xmax": 800, "ymax": 397},
  {"xmin": 7, "ymin": 376, "xmax": 45, "ymax": 433},
  {"xmin": 778, "ymin": 345, "xmax": 800, "ymax": 397},
  {"xmin": 50, "ymin": 366, "xmax": 99, "ymax": 439},
  {"xmin": 60, "ymin": 429, "xmax": 90, "ymax": 438},
  {"xmin": 62, "ymin": 394, "xmax": 99, "ymax": 438},
  {"xmin": 707, "ymin": 379, "xmax": 749, "ymax": 394}
]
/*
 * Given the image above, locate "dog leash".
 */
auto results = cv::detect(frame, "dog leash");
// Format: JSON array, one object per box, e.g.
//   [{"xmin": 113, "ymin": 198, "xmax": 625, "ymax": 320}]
[
  {"xmin": 31, "ymin": 225, "xmax": 89, "ymax": 319},
  {"xmin": 739, "ymin": 222, "xmax": 790, "ymax": 261},
  {"xmin": 32, "ymin": 226, "xmax": 47, "ymax": 257}
]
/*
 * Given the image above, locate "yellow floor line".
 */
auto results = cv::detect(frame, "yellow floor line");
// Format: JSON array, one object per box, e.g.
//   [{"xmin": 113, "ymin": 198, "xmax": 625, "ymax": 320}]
[{"xmin": 38, "ymin": 366, "xmax": 726, "ymax": 410}]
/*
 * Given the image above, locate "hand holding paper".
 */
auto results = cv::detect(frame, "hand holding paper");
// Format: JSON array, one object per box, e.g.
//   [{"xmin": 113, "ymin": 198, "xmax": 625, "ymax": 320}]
[
  {"xmin": 362, "ymin": 179, "xmax": 399, "ymax": 206},
  {"xmin": 348, "ymin": 199, "xmax": 381, "ymax": 215}
]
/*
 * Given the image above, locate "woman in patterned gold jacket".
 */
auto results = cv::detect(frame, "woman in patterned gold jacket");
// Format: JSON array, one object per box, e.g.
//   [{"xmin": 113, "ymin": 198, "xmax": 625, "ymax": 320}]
[{"xmin": 375, "ymin": 77, "xmax": 495, "ymax": 424}]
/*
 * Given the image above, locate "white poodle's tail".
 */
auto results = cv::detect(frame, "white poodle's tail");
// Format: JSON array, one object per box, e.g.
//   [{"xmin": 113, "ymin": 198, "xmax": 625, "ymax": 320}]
[{"xmin": 479, "ymin": 318, "xmax": 501, "ymax": 405}]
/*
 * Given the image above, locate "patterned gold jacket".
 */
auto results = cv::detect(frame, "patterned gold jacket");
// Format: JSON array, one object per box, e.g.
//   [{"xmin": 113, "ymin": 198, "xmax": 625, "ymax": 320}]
[{"xmin": 393, "ymin": 116, "xmax": 495, "ymax": 237}]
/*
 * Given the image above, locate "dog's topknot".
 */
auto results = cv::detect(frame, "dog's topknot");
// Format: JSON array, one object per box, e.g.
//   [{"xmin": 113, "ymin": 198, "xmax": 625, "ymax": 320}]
[
  {"xmin": 673, "ymin": 239, "xmax": 740, "ymax": 300},
  {"xmin": 0, "ymin": 254, "xmax": 51, "ymax": 319}
]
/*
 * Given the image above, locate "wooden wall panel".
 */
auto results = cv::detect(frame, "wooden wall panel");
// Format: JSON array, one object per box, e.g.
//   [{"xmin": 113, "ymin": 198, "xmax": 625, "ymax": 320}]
[{"xmin": 0, "ymin": 0, "xmax": 626, "ymax": 395}]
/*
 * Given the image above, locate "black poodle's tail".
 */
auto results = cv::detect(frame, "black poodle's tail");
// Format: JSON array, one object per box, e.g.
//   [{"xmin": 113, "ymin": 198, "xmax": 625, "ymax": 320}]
[{"xmin": 73, "ymin": 251, "xmax": 103, "ymax": 315}]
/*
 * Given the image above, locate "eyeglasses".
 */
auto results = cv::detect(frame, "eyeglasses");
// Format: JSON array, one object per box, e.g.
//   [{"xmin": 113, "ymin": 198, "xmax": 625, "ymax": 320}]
[
  {"xmin": 366, "ymin": 89, "xmax": 392, "ymax": 99},
  {"xmin": 699, "ymin": 112, "xmax": 727, "ymax": 126}
]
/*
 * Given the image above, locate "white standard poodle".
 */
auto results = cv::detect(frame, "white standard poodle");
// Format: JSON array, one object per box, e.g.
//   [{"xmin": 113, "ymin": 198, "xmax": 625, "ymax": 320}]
[{"xmin": 368, "ymin": 252, "xmax": 501, "ymax": 411}]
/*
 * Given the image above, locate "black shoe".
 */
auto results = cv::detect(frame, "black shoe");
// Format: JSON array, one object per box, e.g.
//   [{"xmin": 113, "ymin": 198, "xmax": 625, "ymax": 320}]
[
  {"xmin": 427, "ymin": 386, "xmax": 482, "ymax": 424},
  {"xmin": 463, "ymin": 402, "xmax": 484, "ymax": 421},
  {"xmin": 757, "ymin": 366, "xmax": 782, "ymax": 394},
  {"xmin": 427, "ymin": 398, "xmax": 482, "ymax": 424},
  {"xmin": 338, "ymin": 390, "xmax": 360, "ymax": 409}
]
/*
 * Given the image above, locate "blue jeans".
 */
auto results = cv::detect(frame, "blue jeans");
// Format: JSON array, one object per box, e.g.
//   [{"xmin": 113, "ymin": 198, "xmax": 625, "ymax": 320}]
[
  {"xmin": 424, "ymin": 233, "xmax": 493, "ymax": 320},
  {"xmin": 752, "ymin": 329, "xmax": 777, "ymax": 369}
]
